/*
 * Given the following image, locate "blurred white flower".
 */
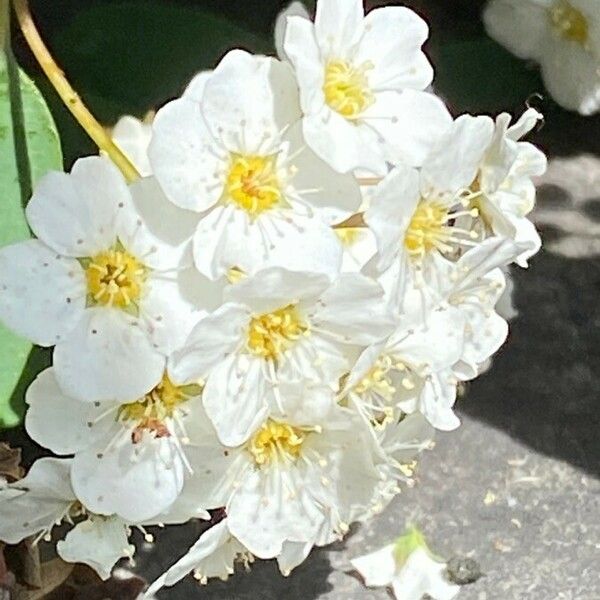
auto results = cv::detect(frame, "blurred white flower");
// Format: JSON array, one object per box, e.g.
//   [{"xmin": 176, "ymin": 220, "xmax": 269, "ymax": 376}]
[
  {"xmin": 275, "ymin": 1, "xmax": 310, "ymax": 61},
  {"xmin": 0, "ymin": 156, "xmax": 218, "ymax": 403},
  {"xmin": 283, "ymin": 0, "xmax": 451, "ymax": 175},
  {"xmin": 169, "ymin": 266, "xmax": 393, "ymax": 446},
  {"xmin": 351, "ymin": 527, "xmax": 460, "ymax": 600},
  {"xmin": 149, "ymin": 49, "xmax": 361, "ymax": 280},
  {"xmin": 484, "ymin": 0, "xmax": 600, "ymax": 115}
]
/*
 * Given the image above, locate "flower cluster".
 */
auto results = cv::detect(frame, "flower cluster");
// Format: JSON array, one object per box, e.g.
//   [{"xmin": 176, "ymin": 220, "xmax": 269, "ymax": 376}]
[{"xmin": 0, "ymin": 0, "xmax": 546, "ymax": 593}]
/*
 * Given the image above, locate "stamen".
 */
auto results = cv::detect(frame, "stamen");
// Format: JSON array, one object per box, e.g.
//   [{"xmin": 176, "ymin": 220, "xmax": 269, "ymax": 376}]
[{"xmin": 324, "ymin": 59, "xmax": 375, "ymax": 119}]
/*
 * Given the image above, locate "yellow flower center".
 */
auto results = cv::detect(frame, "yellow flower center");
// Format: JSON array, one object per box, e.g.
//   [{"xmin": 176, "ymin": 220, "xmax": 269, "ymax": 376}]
[
  {"xmin": 324, "ymin": 59, "xmax": 375, "ymax": 119},
  {"xmin": 248, "ymin": 420, "xmax": 307, "ymax": 465},
  {"xmin": 225, "ymin": 154, "xmax": 281, "ymax": 217},
  {"xmin": 85, "ymin": 243, "xmax": 146, "ymax": 309},
  {"xmin": 354, "ymin": 355, "xmax": 396, "ymax": 402},
  {"xmin": 549, "ymin": 0, "xmax": 589, "ymax": 45},
  {"xmin": 404, "ymin": 199, "xmax": 478, "ymax": 258},
  {"xmin": 119, "ymin": 373, "xmax": 201, "ymax": 431},
  {"xmin": 246, "ymin": 305, "xmax": 308, "ymax": 361}
]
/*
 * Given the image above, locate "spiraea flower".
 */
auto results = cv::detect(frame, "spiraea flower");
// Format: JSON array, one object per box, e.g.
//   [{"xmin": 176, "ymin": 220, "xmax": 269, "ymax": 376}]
[
  {"xmin": 484, "ymin": 0, "xmax": 600, "ymax": 115},
  {"xmin": 0, "ymin": 156, "xmax": 221, "ymax": 402},
  {"xmin": 149, "ymin": 49, "xmax": 362, "ymax": 280},
  {"xmin": 174, "ymin": 383, "xmax": 381, "ymax": 563},
  {"xmin": 475, "ymin": 108, "xmax": 547, "ymax": 267},
  {"xmin": 342, "ymin": 290, "xmax": 467, "ymax": 431},
  {"xmin": 351, "ymin": 527, "xmax": 460, "ymax": 600},
  {"xmin": 24, "ymin": 367, "xmax": 209, "ymax": 522},
  {"xmin": 283, "ymin": 0, "xmax": 452, "ymax": 174},
  {"xmin": 0, "ymin": 458, "xmax": 135, "ymax": 580},
  {"xmin": 169, "ymin": 266, "xmax": 393, "ymax": 446}
]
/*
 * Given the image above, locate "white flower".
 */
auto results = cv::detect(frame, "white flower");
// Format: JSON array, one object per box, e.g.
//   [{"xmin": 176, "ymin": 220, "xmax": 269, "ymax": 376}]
[
  {"xmin": 484, "ymin": 0, "xmax": 600, "ymax": 115},
  {"xmin": 342, "ymin": 293, "xmax": 467, "ymax": 431},
  {"xmin": 365, "ymin": 117, "xmax": 493, "ymax": 285},
  {"xmin": 169, "ymin": 266, "xmax": 393, "ymax": 446},
  {"xmin": 424, "ymin": 237, "xmax": 527, "ymax": 381},
  {"xmin": 180, "ymin": 382, "xmax": 381, "ymax": 560},
  {"xmin": 477, "ymin": 108, "xmax": 547, "ymax": 267},
  {"xmin": 149, "ymin": 49, "xmax": 362, "ymax": 280},
  {"xmin": 111, "ymin": 115, "xmax": 153, "ymax": 177},
  {"xmin": 335, "ymin": 225, "xmax": 378, "ymax": 272},
  {"xmin": 0, "ymin": 458, "xmax": 135, "ymax": 580},
  {"xmin": 25, "ymin": 367, "xmax": 210, "ymax": 522},
  {"xmin": 351, "ymin": 528, "xmax": 460, "ymax": 600},
  {"xmin": 283, "ymin": 0, "xmax": 452, "ymax": 174},
  {"xmin": 0, "ymin": 156, "xmax": 221, "ymax": 402}
]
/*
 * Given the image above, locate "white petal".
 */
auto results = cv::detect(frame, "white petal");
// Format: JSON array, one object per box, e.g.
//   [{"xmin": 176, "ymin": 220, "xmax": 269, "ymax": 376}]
[
  {"xmin": 57, "ymin": 516, "xmax": 131, "ymax": 580},
  {"xmin": 284, "ymin": 121, "xmax": 362, "ymax": 215},
  {"xmin": 313, "ymin": 274, "xmax": 394, "ymax": 344},
  {"xmin": 26, "ymin": 156, "xmax": 125, "ymax": 257},
  {"xmin": 0, "ymin": 458, "xmax": 74, "ymax": 544},
  {"xmin": 364, "ymin": 165, "xmax": 421, "ymax": 272},
  {"xmin": 0, "ymin": 240, "xmax": 85, "ymax": 346},
  {"xmin": 71, "ymin": 435, "xmax": 185, "ymax": 522},
  {"xmin": 460, "ymin": 306, "xmax": 508, "ymax": 375},
  {"xmin": 365, "ymin": 90, "xmax": 452, "ymax": 168},
  {"xmin": 139, "ymin": 268, "xmax": 224, "ymax": 356},
  {"xmin": 284, "ymin": 16, "xmax": 326, "ymax": 114},
  {"xmin": 193, "ymin": 206, "xmax": 343, "ymax": 281},
  {"xmin": 356, "ymin": 7, "xmax": 433, "ymax": 90},
  {"xmin": 25, "ymin": 368, "xmax": 116, "ymax": 455},
  {"xmin": 53, "ymin": 307, "xmax": 165, "ymax": 403},
  {"xmin": 168, "ymin": 303, "xmax": 248, "ymax": 384},
  {"xmin": 351, "ymin": 543, "xmax": 396, "ymax": 587},
  {"xmin": 314, "ymin": 0, "xmax": 363, "ymax": 57},
  {"xmin": 391, "ymin": 548, "xmax": 460, "ymax": 600},
  {"xmin": 227, "ymin": 467, "xmax": 325, "ymax": 558},
  {"xmin": 183, "ymin": 70, "xmax": 212, "ymax": 102},
  {"xmin": 417, "ymin": 372, "xmax": 460, "ymax": 431},
  {"xmin": 225, "ymin": 267, "xmax": 331, "ymax": 314},
  {"xmin": 119, "ymin": 177, "xmax": 199, "ymax": 271},
  {"xmin": 422, "ymin": 114, "xmax": 494, "ymax": 193},
  {"xmin": 275, "ymin": 2, "xmax": 310, "ymax": 61},
  {"xmin": 203, "ymin": 353, "xmax": 269, "ymax": 446},
  {"xmin": 145, "ymin": 520, "xmax": 244, "ymax": 595},
  {"xmin": 303, "ymin": 108, "xmax": 387, "ymax": 175},
  {"xmin": 201, "ymin": 50, "xmax": 301, "ymax": 149},
  {"xmin": 149, "ymin": 98, "xmax": 223, "ymax": 212},
  {"xmin": 111, "ymin": 116, "xmax": 153, "ymax": 177},
  {"xmin": 277, "ymin": 541, "xmax": 312, "ymax": 576}
]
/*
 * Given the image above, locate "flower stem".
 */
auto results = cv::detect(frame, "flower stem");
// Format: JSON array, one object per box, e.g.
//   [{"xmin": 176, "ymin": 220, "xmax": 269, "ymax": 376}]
[{"xmin": 11, "ymin": 0, "xmax": 140, "ymax": 182}]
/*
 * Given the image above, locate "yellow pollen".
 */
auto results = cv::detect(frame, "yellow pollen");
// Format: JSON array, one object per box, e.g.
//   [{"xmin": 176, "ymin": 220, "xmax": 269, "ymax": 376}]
[
  {"xmin": 549, "ymin": 0, "xmax": 589, "ymax": 45},
  {"xmin": 247, "ymin": 305, "xmax": 308, "ymax": 361},
  {"xmin": 335, "ymin": 226, "xmax": 362, "ymax": 247},
  {"xmin": 248, "ymin": 420, "xmax": 306, "ymax": 465},
  {"xmin": 225, "ymin": 154, "xmax": 281, "ymax": 216},
  {"xmin": 354, "ymin": 356, "xmax": 396, "ymax": 402},
  {"xmin": 324, "ymin": 59, "xmax": 375, "ymax": 119},
  {"xmin": 85, "ymin": 243, "xmax": 146, "ymax": 309},
  {"xmin": 405, "ymin": 200, "xmax": 454, "ymax": 257},
  {"xmin": 119, "ymin": 374, "xmax": 200, "ymax": 430}
]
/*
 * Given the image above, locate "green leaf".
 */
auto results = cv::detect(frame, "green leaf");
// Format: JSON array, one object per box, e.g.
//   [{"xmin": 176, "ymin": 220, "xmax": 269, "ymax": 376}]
[
  {"xmin": 0, "ymin": 49, "xmax": 63, "ymax": 427},
  {"xmin": 432, "ymin": 37, "xmax": 544, "ymax": 113},
  {"xmin": 51, "ymin": 2, "xmax": 270, "ymax": 115}
]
